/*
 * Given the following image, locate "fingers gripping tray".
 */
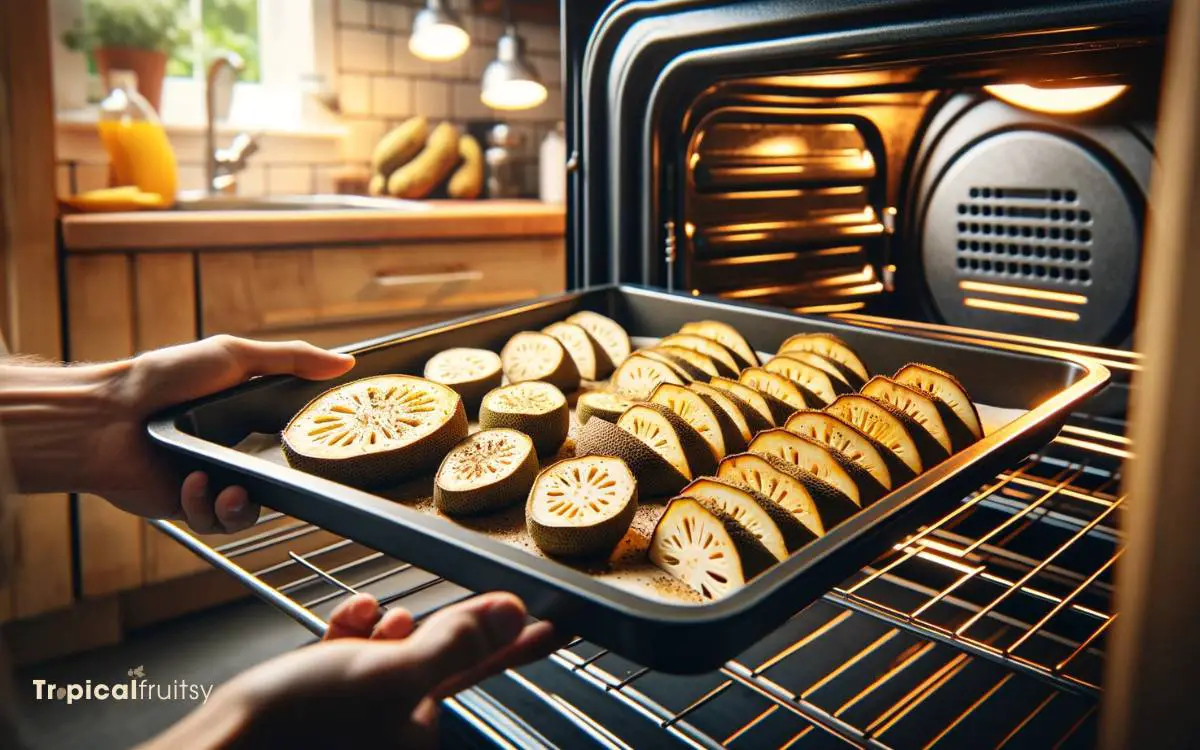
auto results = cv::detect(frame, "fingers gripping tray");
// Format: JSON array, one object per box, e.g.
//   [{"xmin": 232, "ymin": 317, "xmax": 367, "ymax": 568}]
[{"xmin": 148, "ymin": 286, "xmax": 1108, "ymax": 673}]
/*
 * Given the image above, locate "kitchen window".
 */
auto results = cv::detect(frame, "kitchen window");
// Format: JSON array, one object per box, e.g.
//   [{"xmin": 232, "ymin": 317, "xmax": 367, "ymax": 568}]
[{"xmin": 168, "ymin": 0, "xmax": 262, "ymax": 82}]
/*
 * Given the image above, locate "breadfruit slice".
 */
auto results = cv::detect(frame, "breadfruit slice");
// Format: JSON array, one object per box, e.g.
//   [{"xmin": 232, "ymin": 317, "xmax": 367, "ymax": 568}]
[
  {"xmin": 527, "ymin": 455, "xmax": 637, "ymax": 558},
  {"xmin": 650, "ymin": 383, "xmax": 744, "ymax": 462},
  {"xmin": 658, "ymin": 334, "xmax": 741, "ymax": 377},
  {"xmin": 283, "ymin": 375, "xmax": 467, "ymax": 488},
  {"xmin": 479, "ymin": 381, "xmax": 569, "ymax": 456},
  {"xmin": 861, "ymin": 376, "xmax": 959, "ymax": 456},
  {"xmin": 893, "ymin": 364, "xmax": 983, "ymax": 444},
  {"xmin": 764, "ymin": 355, "xmax": 844, "ymax": 405},
  {"xmin": 649, "ymin": 497, "xmax": 776, "ymax": 600},
  {"xmin": 501, "ymin": 331, "xmax": 580, "ymax": 393},
  {"xmin": 611, "ymin": 354, "xmax": 685, "ymax": 400},
  {"xmin": 680, "ymin": 477, "xmax": 816, "ymax": 559},
  {"xmin": 638, "ymin": 348, "xmax": 707, "ymax": 382},
  {"xmin": 689, "ymin": 382, "xmax": 757, "ymax": 444},
  {"xmin": 717, "ymin": 452, "xmax": 857, "ymax": 535},
  {"xmin": 749, "ymin": 429, "xmax": 886, "ymax": 507},
  {"xmin": 778, "ymin": 333, "xmax": 869, "ymax": 387},
  {"xmin": 543, "ymin": 321, "xmax": 613, "ymax": 381},
  {"xmin": 679, "ymin": 320, "xmax": 760, "ymax": 368},
  {"xmin": 784, "ymin": 410, "xmax": 903, "ymax": 490},
  {"xmin": 565, "ymin": 310, "xmax": 631, "ymax": 367},
  {"xmin": 575, "ymin": 417, "xmax": 687, "ymax": 496},
  {"xmin": 776, "ymin": 350, "xmax": 855, "ymax": 391},
  {"xmin": 434, "ymin": 429, "xmax": 538, "ymax": 516},
  {"xmin": 708, "ymin": 376, "xmax": 778, "ymax": 426},
  {"xmin": 617, "ymin": 403, "xmax": 717, "ymax": 480},
  {"xmin": 739, "ymin": 367, "xmax": 810, "ymax": 421},
  {"xmin": 423, "ymin": 347, "xmax": 503, "ymax": 414},
  {"xmin": 654, "ymin": 346, "xmax": 722, "ymax": 378},
  {"xmin": 827, "ymin": 395, "xmax": 927, "ymax": 474},
  {"xmin": 576, "ymin": 391, "xmax": 637, "ymax": 425}
]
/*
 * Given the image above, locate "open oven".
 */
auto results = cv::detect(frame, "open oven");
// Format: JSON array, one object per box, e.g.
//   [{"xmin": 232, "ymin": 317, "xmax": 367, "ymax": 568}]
[{"xmin": 149, "ymin": 0, "xmax": 1200, "ymax": 746}]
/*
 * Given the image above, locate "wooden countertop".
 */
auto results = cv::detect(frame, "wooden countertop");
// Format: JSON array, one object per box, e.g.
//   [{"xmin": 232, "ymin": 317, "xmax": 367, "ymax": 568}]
[{"xmin": 60, "ymin": 199, "xmax": 565, "ymax": 252}]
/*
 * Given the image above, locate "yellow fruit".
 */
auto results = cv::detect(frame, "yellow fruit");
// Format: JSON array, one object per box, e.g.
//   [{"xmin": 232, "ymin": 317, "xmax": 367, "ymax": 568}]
[
  {"xmin": 526, "ymin": 455, "xmax": 638, "ymax": 558},
  {"xmin": 434, "ymin": 429, "xmax": 538, "ymax": 516},
  {"xmin": 478, "ymin": 381, "xmax": 569, "ymax": 455},
  {"xmin": 387, "ymin": 121, "xmax": 460, "ymax": 199},
  {"xmin": 447, "ymin": 134, "xmax": 484, "ymax": 199},
  {"xmin": 371, "ymin": 116, "xmax": 429, "ymax": 176}
]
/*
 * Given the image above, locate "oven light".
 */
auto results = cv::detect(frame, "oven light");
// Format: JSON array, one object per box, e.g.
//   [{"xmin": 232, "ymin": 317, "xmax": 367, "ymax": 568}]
[{"xmin": 983, "ymin": 83, "xmax": 1127, "ymax": 114}]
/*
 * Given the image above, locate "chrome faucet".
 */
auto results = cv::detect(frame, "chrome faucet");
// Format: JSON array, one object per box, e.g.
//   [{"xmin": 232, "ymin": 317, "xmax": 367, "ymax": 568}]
[{"xmin": 205, "ymin": 52, "xmax": 260, "ymax": 194}]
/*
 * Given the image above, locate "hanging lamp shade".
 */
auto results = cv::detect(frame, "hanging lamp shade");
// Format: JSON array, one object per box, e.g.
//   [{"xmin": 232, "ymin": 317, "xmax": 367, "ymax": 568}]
[
  {"xmin": 480, "ymin": 25, "xmax": 547, "ymax": 110},
  {"xmin": 409, "ymin": 0, "xmax": 470, "ymax": 62}
]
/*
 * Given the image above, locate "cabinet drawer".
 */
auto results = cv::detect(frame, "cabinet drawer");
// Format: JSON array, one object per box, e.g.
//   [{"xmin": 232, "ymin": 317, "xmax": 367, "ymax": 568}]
[{"xmin": 200, "ymin": 239, "xmax": 564, "ymax": 340}]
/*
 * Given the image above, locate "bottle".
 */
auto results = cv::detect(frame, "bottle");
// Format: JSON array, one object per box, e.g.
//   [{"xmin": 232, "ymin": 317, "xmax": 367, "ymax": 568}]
[
  {"xmin": 97, "ymin": 70, "xmax": 178, "ymax": 201},
  {"xmin": 539, "ymin": 122, "xmax": 565, "ymax": 205}
]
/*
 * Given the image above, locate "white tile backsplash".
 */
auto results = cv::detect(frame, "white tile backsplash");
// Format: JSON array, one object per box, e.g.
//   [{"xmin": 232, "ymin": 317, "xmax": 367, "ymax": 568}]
[
  {"xmin": 341, "ymin": 118, "xmax": 389, "ymax": 162},
  {"xmin": 338, "ymin": 0, "xmax": 371, "ymax": 27},
  {"xmin": 338, "ymin": 28, "xmax": 391, "ymax": 73},
  {"xmin": 371, "ymin": 1, "xmax": 411, "ymax": 31},
  {"xmin": 339, "ymin": 74, "xmax": 372, "ymax": 115},
  {"xmin": 371, "ymin": 76, "xmax": 413, "ymax": 118},
  {"xmin": 413, "ymin": 79, "xmax": 451, "ymax": 119}
]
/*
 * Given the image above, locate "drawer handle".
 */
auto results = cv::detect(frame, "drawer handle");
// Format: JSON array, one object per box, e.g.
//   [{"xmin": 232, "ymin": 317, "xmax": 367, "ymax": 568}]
[{"xmin": 373, "ymin": 269, "xmax": 484, "ymax": 288}]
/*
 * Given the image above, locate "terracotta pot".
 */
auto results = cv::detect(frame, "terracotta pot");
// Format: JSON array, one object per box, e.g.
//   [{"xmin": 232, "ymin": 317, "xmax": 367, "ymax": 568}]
[{"xmin": 94, "ymin": 47, "xmax": 167, "ymax": 113}]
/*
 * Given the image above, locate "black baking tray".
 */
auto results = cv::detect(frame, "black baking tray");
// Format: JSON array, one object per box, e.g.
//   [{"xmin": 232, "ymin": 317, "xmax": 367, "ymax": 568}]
[{"xmin": 147, "ymin": 285, "xmax": 1109, "ymax": 673}]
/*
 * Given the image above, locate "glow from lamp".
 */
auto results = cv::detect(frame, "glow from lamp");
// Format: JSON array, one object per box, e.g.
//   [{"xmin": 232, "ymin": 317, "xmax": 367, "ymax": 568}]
[
  {"xmin": 409, "ymin": 1, "xmax": 470, "ymax": 62},
  {"xmin": 984, "ymin": 83, "xmax": 1128, "ymax": 114},
  {"xmin": 481, "ymin": 25, "xmax": 547, "ymax": 111}
]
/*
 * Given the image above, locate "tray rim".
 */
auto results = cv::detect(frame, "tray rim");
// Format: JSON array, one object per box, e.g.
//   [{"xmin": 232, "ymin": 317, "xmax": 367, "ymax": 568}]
[{"xmin": 146, "ymin": 285, "xmax": 1111, "ymax": 637}]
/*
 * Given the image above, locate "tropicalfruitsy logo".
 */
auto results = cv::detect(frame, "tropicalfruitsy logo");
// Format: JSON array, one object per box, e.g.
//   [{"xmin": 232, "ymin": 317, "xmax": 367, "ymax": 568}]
[{"xmin": 31, "ymin": 665, "xmax": 214, "ymax": 705}]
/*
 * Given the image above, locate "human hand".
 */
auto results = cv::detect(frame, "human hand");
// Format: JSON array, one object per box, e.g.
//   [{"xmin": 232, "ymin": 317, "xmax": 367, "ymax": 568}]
[{"xmin": 149, "ymin": 592, "xmax": 561, "ymax": 750}]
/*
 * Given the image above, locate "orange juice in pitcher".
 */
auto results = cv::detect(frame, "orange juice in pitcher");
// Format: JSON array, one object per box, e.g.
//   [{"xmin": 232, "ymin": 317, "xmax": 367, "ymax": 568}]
[{"xmin": 98, "ymin": 70, "xmax": 178, "ymax": 201}]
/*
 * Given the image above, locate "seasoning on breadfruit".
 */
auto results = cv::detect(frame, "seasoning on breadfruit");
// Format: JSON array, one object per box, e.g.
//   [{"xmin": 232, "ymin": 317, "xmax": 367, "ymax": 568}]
[
  {"xmin": 893, "ymin": 363, "xmax": 983, "ymax": 443},
  {"xmin": 690, "ymin": 381, "xmax": 769, "ymax": 440},
  {"xmin": 543, "ymin": 321, "xmax": 613, "ymax": 381},
  {"xmin": 423, "ymin": 347, "xmax": 502, "ymax": 415},
  {"xmin": 784, "ymin": 410, "xmax": 900, "ymax": 490},
  {"xmin": 611, "ymin": 354, "xmax": 683, "ymax": 400},
  {"xmin": 526, "ymin": 455, "xmax": 637, "ymax": 558},
  {"xmin": 739, "ymin": 367, "xmax": 809, "ymax": 422},
  {"xmin": 717, "ymin": 452, "xmax": 857, "ymax": 535},
  {"xmin": 575, "ymin": 416, "xmax": 687, "ymax": 497},
  {"xmin": 387, "ymin": 121, "xmax": 461, "ymax": 199},
  {"xmin": 764, "ymin": 355, "xmax": 846, "ymax": 405},
  {"xmin": 565, "ymin": 310, "xmax": 631, "ymax": 366},
  {"xmin": 500, "ymin": 331, "xmax": 580, "ymax": 393},
  {"xmin": 650, "ymin": 382, "xmax": 744, "ymax": 461},
  {"xmin": 434, "ymin": 429, "xmax": 538, "ymax": 516},
  {"xmin": 749, "ymin": 428, "xmax": 886, "ymax": 507},
  {"xmin": 707, "ymin": 376, "xmax": 778, "ymax": 426},
  {"xmin": 618, "ymin": 403, "xmax": 717, "ymax": 480},
  {"xmin": 861, "ymin": 376, "xmax": 959, "ymax": 456},
  {"xmin": 649, "ymin": 497, "xmax": 776, "ymax": 600},
  {"xmin": 777, "ymin": 333, "xmax": 869, "ymax": 388},
  {"xmin": 679, "ymin": 477, "xmax": 817, "ymax": 560},
  {"xmin": 479, "ymin": 381, "xmax": 569, "ymax": 456},
  {"xmin": 658, "ymin": 333, "xmax": 741, "ymax": 377},
  {"xmin": 826, "ymin": 395, "xmax": 926, "ymax": 476},
  {"xmin": 446, "ymin": 134, "xmax": 483, "ymax": 200},
  {"xmin": 282, "ymin": 375, "xmax": 467, "ymax": 488},
  {"xmin": 576, "ymin": 391, "xmax": 637, "ymax": 425},
  {"xmin": 679, "ymin": 320, "xmax": 760, "ymax": 368},
  {"xmin": 371, "ymin": 116, "xmax": 429, "ymax": 177}
]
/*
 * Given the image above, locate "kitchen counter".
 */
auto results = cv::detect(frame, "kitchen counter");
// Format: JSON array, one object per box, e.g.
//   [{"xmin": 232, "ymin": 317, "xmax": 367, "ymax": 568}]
[{"xmin": 60, "ymin": 199, "xmax": 565, "ymax": 252}]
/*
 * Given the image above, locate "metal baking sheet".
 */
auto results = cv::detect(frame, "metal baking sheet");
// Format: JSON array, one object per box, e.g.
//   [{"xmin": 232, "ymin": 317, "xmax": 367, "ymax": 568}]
[{"xmin": 148, "ymin": 285, "xmax": 1109, "ymax": 673}]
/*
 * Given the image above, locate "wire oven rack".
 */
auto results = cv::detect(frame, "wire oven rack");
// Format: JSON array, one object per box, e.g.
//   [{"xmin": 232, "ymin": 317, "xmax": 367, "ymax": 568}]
[{"xmin": 149, "ymin": 329, "xmax": 1135, "ymax": 749}]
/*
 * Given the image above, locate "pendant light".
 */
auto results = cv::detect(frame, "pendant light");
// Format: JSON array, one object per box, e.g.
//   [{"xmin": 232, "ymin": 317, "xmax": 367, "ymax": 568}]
[
  {"xmin": 409, "ymin": 0, "xmax": 470, "ymax": 62},
  {"xmin": 480, "ymin": 3, "xmax": 547, "ymax": 111}
]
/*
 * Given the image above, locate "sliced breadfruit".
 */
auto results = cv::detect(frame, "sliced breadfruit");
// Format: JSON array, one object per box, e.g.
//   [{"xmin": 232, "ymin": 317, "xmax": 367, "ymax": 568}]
[
  {"xmin": 764, "ymin": 355, "xmax": 844, "ymax": 405},
  {"xmin": 610, "ymin": 353, "xmax": 684, "ymax": 400},
  {"xmin": 708, "ymin": 376, "xmax": 778, "ymax": 426},
  {"xmin": 479, "ymin": 381, "xmax": 569, "ymax": 456},
  {"xmin": 617, "ymin": 403, "xmax": 717, "ymax": 480},
  {"xmin": 501, "ymin": 331, "xmax": 580, "ymax": 393},
  {"xmin": 688, "ymin": 382, "xmax": 757, "ymax": 444},
  {"xmin": 654, "ymin": 345, "xmax": 722, "ymax": 378},
  {"xmin": 778, "ymin": 333, "xmax": 869, "ymax": 388},
  {"xmin": 650, "ymin": 383, "xmax": 745, "ymax": 461},
  {"xmin": 527, "ymin": 455, "xmax": 637, "ymax": 558},
  {"xmin": 827, "ymin": 395, "xmax": 929, "ymax": 474},
  {"xmin": 680, "ymin": 477, "xmax": 816, "ymax": 559},
  {"xmin": 718, "ymin": 452, "xmax": 857, "ymax": 535},
  {"xmin": 543, "ymin": 321, "xmax": 613, "ymax": 381},
  {"xmin": 679, "ymin": 320, "xmax": 760, "ymax": 368},
  {"xmin": 861, "ymin": 376, "xmax": 960, "ymax": 456},
  {"xmin": 784, "ymin": 410, "xmax": 903, "ymax": 490},
  {"xmin": 423, "ymin": 348, "xmax": 503, "ymax": 414},
  {"xmin": 649, "ymin": 497, "xmax": 776, "ymax": 600},
  {"xmin": 565, "ymin": 310, "xmax": 632, "ymax": 367},
  {"xmin": 638, "ymin": 348, "xmax": 707, "ymax": 382},
  {"xmin": 576, "ymin": 391, "xmax": 637, "ymax": 425},
  {"xmin": 749, "ymin": 429, "xmax": 885, "ymax": 507},
  {"xmin": 739, "ymin": 367, "xmax": 809, "ymax": 422},
  {"xmin": 434, "ymin": 429, "xmax": 538, "ymax": 516},
  {"xmin": 658, "ymin": 333, "xmax": 741, "ymax": 377},
  {"xmin": 776, "ymin": 350, "xmax": 855, "ymax": 391},
  {"xmin": 894, "ymin": 363, "xmax": 983, "ymax": 443},
  {"xmin": 575, "ymin": 416, "xmax": 687, "ymax": 496},
  {"xmin": 283, "ymin": 375, "xmax": 467, "ymax": 489}
]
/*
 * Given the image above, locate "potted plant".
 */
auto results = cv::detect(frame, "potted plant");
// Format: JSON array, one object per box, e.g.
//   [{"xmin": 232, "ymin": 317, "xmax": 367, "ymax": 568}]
[{"xmin": 62, "ymin": 0, "xmax": 187, "ymax": 112}]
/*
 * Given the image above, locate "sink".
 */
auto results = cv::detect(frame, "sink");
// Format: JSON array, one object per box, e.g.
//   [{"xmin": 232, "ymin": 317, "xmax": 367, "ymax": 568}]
[{"xmin": 172, "ymin": 193, "xmax": 432, "ymax": 212}]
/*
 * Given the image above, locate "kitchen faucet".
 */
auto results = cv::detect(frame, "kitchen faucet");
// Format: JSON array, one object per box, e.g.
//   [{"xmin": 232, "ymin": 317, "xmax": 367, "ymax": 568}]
[{"xmin": 205, "ymin": 52, "xmax": 259, "ymax": 194}]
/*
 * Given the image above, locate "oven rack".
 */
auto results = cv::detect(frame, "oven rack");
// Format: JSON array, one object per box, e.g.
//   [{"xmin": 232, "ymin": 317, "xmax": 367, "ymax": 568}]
[{"xmin": 150, "ymin": 420, "xmax": 1122, "ymax": 749}]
